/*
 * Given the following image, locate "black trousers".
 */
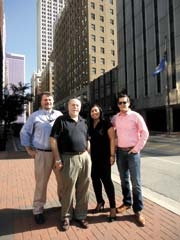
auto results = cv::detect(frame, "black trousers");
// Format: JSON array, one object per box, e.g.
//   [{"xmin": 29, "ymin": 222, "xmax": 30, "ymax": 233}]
[{"xmin": 91, "ymin": 158, "xmax": 116, "ymax": 208}]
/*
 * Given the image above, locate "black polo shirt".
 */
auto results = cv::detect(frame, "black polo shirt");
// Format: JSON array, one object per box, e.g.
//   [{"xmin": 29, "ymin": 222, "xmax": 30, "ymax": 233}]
[{"xmin": 50, "ymin": 114, "xmax": 88, "ymax": 153}]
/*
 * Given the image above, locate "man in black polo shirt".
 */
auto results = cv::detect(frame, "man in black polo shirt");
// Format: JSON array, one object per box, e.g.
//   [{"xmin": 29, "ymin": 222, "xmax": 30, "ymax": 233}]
[{"xmin": 50, "ymin": 98, "xmax": 91, "ymax": 231}]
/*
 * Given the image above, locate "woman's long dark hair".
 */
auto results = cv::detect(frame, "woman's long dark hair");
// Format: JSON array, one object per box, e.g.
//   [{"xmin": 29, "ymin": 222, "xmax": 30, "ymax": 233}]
[{"xmin": 89, "ymin": 104, "xmax": 104, "ymax": 128}]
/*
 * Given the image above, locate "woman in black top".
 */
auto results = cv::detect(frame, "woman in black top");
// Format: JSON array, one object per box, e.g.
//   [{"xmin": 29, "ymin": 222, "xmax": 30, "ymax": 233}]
[{"xmin": 89, "ymin": 104, "xmax": 116, "ymax": 222}]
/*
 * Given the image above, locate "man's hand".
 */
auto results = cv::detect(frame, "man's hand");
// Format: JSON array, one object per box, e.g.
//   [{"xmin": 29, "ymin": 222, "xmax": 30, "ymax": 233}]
[
  {"xmin": 26, "ymin": 148, "xmax": 36, "ymax": 158},
  {"xmin": 55, "ymin": 160, "xmax": 63, "ymax": 170}
]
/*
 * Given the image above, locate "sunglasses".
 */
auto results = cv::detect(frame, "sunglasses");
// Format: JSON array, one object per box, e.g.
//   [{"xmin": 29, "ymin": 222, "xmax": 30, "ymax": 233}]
[{"xmin": 118, "ymin": 101, "xmax": 128, "ymax": 105}]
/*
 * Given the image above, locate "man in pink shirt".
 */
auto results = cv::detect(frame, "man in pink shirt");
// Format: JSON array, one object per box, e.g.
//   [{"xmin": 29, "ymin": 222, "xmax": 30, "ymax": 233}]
[{"xmin": 111, "ymin": 93, "xmax": 149, "ymax": 226}]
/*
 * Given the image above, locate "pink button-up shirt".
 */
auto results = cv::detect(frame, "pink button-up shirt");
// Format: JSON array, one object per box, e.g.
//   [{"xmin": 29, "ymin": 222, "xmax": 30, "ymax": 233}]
[{"xmin": 111, "ymin": 109, "xmax": 149, "ymax": 153}]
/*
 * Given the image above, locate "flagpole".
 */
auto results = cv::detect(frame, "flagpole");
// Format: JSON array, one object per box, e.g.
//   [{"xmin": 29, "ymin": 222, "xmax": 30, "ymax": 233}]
[{"xmin": 164, "ymin": 36, "xmax": 171, "ymax": 135}]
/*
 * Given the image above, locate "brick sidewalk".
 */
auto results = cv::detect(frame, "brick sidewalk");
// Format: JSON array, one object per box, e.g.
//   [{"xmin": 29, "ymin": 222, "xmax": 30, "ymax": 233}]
[{"xmin": 0, "ymin": 152, "xmax": 180, "ymax": 240}]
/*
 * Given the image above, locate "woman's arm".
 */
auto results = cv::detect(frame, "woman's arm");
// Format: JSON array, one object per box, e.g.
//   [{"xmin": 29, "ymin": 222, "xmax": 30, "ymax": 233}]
[{"xmin": 107, "ymin": 126, "xmax": 116, "ymax": 165}]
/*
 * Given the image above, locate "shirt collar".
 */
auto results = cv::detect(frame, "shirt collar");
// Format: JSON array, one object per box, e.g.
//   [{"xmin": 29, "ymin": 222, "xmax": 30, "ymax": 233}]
[
  {"xmin": 67, "ymin": 114, "xmax": 83, "ymax": 122},
  {"xmin": 41, "ymin": 109, "xmax": 54, "ymax": 114},
  {"xmin": 119, "ymin": 108, "xmax": 131, "ymax": 116}
]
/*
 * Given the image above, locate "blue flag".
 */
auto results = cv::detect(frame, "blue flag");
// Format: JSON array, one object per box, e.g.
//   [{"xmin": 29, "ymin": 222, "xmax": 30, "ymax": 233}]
[{"xmin": 153, "ymin": 57, "xmax": 166, "ymax": 77}]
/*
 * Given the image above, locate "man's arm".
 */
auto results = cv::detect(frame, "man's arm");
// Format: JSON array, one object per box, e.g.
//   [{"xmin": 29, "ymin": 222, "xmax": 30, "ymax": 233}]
[
  {"xmin": 20, "ymin": 114, "xmax": 36, "ymax": 158},
  {"xmin": 130, "ymin": 113, "xmax": 149, "ymax": 153},
  {"xmin": 25, "ymin": 146, "xmax": 36, "ymax": 158},
  {"xmin": 86, "ymin": 140, "xmax": 90, "ymax": 153},
  {"xmin": 50, "ymin": 137, "xmax": 63, "ymax": 169}
]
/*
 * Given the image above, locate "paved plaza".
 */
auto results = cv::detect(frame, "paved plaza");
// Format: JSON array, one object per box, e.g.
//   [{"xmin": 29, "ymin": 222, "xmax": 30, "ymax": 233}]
[{"xmin": 0, "ymin": 149, "xmax": 180, "ymax": 240}]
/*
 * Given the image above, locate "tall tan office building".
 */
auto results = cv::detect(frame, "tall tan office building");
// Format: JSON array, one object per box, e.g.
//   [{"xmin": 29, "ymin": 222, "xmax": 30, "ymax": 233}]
[
  {"xmin": 53, "ymin": 0, "xmax": 117, "ymax": 106},
  {"xmin": 37, "ymin": 0, "xmax": 65, "ymax": 72}
]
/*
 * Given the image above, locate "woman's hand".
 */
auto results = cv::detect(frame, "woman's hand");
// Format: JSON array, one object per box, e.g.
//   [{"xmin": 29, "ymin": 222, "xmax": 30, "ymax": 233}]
[{"xmin": 110, "ymin": 155, "xmax": 115, "ymax": 165}]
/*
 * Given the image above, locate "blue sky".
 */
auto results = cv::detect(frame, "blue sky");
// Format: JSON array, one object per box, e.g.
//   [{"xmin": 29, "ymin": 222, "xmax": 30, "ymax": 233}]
[{"xmin": 4, "ymin": 0, "xmax": 36, "ymax": 84}]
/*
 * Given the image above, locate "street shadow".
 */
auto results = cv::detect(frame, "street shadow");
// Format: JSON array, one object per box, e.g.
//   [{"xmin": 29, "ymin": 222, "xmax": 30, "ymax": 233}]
[
  {"xmin": 0, "ymin": 206, "xmax": 142, "ymax": 236},
  {"xmin": 87, "ymin": 206, "xmax": 110, "ymax": 214},
  {"xmin": 87, "ymin": 206, "xmax": 139, "ymax": 225},
  {"xmin": 0, "ymin": 207, "xmax": 61, "ymax": 237},
  {"xmin": 56, "ymin": 208, "xmax": 139, "ymax": 232},
  {"xmin": 86, "ymin": 213, "xmax": 138, "ymax": 225}
]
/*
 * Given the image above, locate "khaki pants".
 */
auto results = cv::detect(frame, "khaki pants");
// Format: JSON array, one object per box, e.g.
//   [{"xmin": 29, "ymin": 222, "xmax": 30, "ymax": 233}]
[
  {"xmin": 61, "ymin": 151, "xmax": 91, "ymax": 220},
  {"xmin": 33, "ymin": 151, "xmax": 62, "ymax": 215}
]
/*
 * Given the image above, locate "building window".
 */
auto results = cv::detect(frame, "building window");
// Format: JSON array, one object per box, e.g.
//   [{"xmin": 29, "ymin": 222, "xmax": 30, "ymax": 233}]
[
  {"xmin": 91, "ymin": 24, "xmax": 95, "ymax": 30},
  {"xmin": 110, "ymin": 39, "xmax": 114, "ymax": 45},
  {"xmin": 100, "ymin": 26, "xmax": 104, "ymax": 32},
  {"xmin": 100, "ymin": 5, "xmax": 104, "ymax": 11},
  {"xmin": 110, "ymin": 8, "xmax": 114, "ymax": 14},
  {"xmin": 92, "ymin": 67, "xmax": 96, "ymax": 74},
  {"xmin": 91, "ymin": 34, "xmax": 96, "ymax": 41},
  {"xmin": 109, "ymin": 0, "xmax": 113, "ymax": 4},
  {"xmin": 91, "ymin": 2, "xmax": 95, "ymax": 9},
  {"xmin": 100, "ymin": 58, "xmax": 105, "ymax": 64},
  {"xmin": 91, "ymin": 45, "xmax": 96, "ymax": 52},
  {"xmin": 111, "ymin": 60, "xmax": 115, "ymax": 66},
  {"xmin": 91, "ymin": 56, "xmax": 96, "ymax": 63},
  {"xmin": 110, "ymin": 19, "xmax": 114, "ymax": 25},
  {"xmin": 100, "ymin": 47, "xmax": 105, "ymax": 53},
  {"xmin": 91, "ymin": 13, "xmax": 95, "ymax": 20},
  {"xmin": 100, "ymin": 36, "xmax": 104, "ymax": 43},
  {"xmin": 111, "ymin": 50, "xmax": 115, "ymax": 56},
  {"xmin": 110, "ymin": 29, "xmax": 114, "ymax": 35},
  {"xmin": 100, "ymin": 16, "xmax": 104, "ymax": 22},
  {"xmin": 101, "ymin": 69, "xmax": 105, "ymax": 74}
]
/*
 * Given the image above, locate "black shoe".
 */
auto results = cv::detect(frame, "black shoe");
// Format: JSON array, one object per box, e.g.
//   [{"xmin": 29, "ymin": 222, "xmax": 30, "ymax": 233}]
[
  {"xmin": 34, "ymin": 213, "xmax": 45, "ymax": 224},
  {"xmin": 108, "ymin": 208, "xmax": 116, "ymax": 222},
  {"xmin": 75, "ymin": 219, "xmax": 89, "ymax": 229},
  {"xmin": 91, "ymin": 200, "xmax": 105, "ymax": 213},
  {"xmin": 61, "ymin": 218, "xmax": 70, "ymax": 231},
  {"xmin": 108, "ymin": 216, "xmax": 116, "ymax": 222}
]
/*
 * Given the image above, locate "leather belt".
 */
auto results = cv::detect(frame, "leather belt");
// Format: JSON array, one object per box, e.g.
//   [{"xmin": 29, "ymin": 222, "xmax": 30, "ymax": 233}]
[
  {"xmin": 36, "ymin": 148, "xmax": 52, "ymax": 152},
  {"xmin": 62, "ymin": 150, "xmax": 86, "ymax": 155},
  {"xmin": 118, "ymin": 147, "xmax": 134, "ymax": 151}
]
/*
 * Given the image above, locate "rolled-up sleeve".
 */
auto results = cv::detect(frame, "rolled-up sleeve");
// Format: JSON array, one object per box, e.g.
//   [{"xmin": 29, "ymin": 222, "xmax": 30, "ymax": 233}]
[{"xmin": 20, "ymin": 115, "xmax": 34, "ymax": 147}]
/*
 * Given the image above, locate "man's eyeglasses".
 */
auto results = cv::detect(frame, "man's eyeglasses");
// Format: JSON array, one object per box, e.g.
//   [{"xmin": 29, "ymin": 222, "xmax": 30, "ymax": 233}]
[{"xmin": 118, "ymin": 101, "xmax": 128, "ymax": 105}]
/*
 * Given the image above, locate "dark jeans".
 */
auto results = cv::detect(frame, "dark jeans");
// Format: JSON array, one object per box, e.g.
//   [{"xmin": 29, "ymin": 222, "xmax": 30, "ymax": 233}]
[{"xmin": 116, "ymin": 147, "xmax": 143, "ymax": 213}]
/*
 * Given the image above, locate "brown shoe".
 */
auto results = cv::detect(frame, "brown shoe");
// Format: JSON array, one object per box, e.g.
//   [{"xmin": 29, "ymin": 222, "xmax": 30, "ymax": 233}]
[
  {"xmin": 116, "ymin": 204, "xmax": 131, "ymax": 213},
  {"xmin": 135, "ymin": 212, "xmax": 145, "ymax": 226}
]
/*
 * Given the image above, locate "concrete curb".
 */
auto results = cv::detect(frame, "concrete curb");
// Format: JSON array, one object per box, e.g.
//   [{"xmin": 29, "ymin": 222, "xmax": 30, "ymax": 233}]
[{"xmin": 111, "ymin": 173, "xmax": 180, "ymax": 216}]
